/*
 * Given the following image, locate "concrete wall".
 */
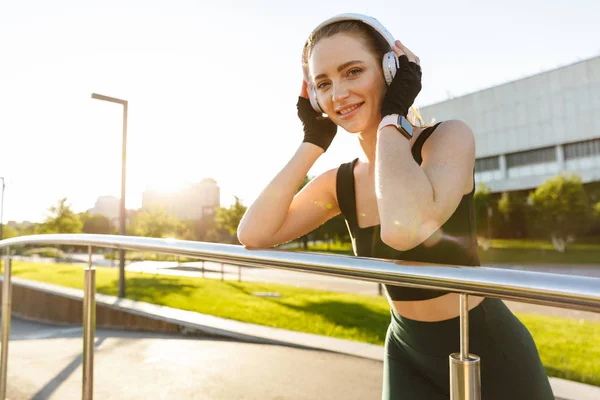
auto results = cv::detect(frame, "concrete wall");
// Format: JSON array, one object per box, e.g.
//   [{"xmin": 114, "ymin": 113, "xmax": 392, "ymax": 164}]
[{"xmin": 0, "ymin": 280, "xmax": 182, "ymax": 334}]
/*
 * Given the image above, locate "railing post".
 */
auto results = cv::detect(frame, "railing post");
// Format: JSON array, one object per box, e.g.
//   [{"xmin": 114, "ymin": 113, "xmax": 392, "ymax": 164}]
[
  {"xmin": 449, "ymin": 294, "xmax": 481, "ymax": 400},
  {"xmin": 0, "ymin": 248, "xmax": 12, "ymax": 400},
  {"xmin": 82, "ymin": 246, "xmax": 96, "ymax": 400}
]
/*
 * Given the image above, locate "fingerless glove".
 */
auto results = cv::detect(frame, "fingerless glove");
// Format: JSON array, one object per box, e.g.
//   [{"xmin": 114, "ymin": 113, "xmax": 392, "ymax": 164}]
[
  {"xmin": 380, "ymin": 55, "xmax": 422, "ymax": 118},
  {"xmin": 297, "ymin": 96, "xmax": 337, "ymax": 152}
]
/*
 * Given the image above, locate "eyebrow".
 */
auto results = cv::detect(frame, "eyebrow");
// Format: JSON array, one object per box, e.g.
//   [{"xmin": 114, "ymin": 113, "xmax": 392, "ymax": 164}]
[{"xmin": 313, "ymin": 60, "xmax": 365, "ymax": 81}]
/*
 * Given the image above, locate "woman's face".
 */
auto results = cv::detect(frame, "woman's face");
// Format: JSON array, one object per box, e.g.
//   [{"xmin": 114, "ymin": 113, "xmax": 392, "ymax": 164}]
[{"xmin": 308, "ymin": 33, "xmax": 386, "ymax": 134}]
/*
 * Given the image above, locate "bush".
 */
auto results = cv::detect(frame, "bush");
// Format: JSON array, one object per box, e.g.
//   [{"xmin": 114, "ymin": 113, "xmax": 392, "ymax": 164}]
[{"xmin": 528, "ymin": 173, "xmax": 591, "ymax": 252}]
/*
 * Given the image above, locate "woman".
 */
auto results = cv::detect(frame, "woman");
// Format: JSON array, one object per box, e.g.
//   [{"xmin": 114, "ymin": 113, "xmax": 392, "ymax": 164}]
[{"xmin": 237, "ymin": 14, "xmax": 554, "ymax": 400}]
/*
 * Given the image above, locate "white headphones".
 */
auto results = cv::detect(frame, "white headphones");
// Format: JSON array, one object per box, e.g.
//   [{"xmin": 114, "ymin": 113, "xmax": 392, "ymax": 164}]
[{"xmin": 302, "ymin": 13, "xmax": 399, "ymax": 114}]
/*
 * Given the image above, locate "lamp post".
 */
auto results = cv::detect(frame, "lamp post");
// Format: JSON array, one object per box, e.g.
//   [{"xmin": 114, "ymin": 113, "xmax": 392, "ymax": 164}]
[{"xmin": 91, "ymin": 93, "xmax": 128, "ymax": 298}]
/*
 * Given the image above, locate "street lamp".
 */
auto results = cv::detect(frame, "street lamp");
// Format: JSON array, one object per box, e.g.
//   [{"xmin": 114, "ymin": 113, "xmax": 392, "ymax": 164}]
[{"xmin": 91, "ymin": 93, "xmax": 128, "ymax": 298}]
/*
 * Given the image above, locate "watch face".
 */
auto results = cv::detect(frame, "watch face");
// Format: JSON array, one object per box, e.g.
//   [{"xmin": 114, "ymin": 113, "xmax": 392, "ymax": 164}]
[{"xmin": 398, "ymin": 115, "xmax": 413, "ymax": 137}]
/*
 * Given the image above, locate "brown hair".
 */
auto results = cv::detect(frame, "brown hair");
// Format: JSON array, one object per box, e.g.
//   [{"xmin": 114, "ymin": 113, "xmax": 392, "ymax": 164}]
[
  {"xmin": 302, "ymin": 21, "xmax": 389, "ymax": 74},
  {"xmin": 302, "ymin": 20, "xmax": 430, "ymax": 127}
]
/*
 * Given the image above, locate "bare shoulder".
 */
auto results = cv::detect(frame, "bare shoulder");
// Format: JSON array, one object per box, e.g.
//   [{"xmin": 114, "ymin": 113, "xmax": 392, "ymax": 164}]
[
  {"xmin": 433, "ymin": 119, "xmax": 474, "ymax": 142},
  {"xmin": 422, "ymin": 119, "xmax": 475, "ymax": 157},
  {"xmin": 419, "ymin": 120, "xmax": 476, "ymax": 201}
]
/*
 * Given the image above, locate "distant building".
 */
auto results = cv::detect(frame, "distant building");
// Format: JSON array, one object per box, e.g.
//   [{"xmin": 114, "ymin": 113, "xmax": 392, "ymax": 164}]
[
  {"xmin": 7, "ymin": 220, "xmax": 33, "ymax": 229},
  {"xmin": 141, "ymin": 178, "xmax": 220, "ymax": 220},
  {"xmin": 419, "ymin": 55, "xmax": 600, "ymax": 194},
  {"xmin": 89, "ymin": 196, "xmax": 120, "ymax": 224}
]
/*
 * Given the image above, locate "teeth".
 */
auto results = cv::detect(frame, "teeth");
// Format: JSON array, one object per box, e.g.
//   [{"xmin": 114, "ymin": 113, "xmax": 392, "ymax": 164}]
[{"xmin": 340, "ymin": 104, "xmax": 360, "ymax": 115}]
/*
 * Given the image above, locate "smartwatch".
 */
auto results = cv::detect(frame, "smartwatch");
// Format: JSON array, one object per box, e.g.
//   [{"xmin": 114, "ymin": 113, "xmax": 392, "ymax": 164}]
[{"xmin": 378, "ymin": 114, "xmax": 413, "ymax": 140}]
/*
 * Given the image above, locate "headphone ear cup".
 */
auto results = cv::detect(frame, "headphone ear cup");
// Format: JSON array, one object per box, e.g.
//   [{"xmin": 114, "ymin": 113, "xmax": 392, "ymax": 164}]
[
  {"xmin": 382, "ymin": 51, "xmax": 398, "ymax": 86},
  {"xmin": 308, "ymin": 84, "xmax": 323, "ymax": 113}
]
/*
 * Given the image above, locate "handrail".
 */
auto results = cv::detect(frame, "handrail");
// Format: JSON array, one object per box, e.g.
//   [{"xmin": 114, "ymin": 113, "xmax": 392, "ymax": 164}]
[
  {"xmin": 2, "ymin": 234, "xmax": 600, "ymax": 312},
  {"xmin": 1, "ymin": 233, "xmax": 600, "ymax": 400}
]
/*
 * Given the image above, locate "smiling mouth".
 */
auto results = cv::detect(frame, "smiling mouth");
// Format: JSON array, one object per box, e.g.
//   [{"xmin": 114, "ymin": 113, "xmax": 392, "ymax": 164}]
[{"xmin": 337, "ymin": 102, "xmax": 364, "ymax": 116}]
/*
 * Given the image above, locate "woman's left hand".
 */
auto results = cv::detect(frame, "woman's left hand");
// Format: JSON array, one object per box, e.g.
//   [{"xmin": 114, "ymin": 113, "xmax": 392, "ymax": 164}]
[
  {"xmin": 380, "ymin": 40, "xmax": 423, "ymax": 118},
  {"xmin": 393, "ymin": 40, "xmax": 420, "ymax": 67}
]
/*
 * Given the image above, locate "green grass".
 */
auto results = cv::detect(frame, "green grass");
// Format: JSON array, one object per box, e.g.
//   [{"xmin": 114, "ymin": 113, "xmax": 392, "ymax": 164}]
[
  {"xmin": 8, "ymin": 261, "xmax": 600, "ymax": 387},
  {"xmin": 487, "ymin": 239, "xmax": 600, "ymax": 251},
  {"xmin": 478, "ymin": 247, "xmax": 600, "ymax": 265},
  {"xmin": 292, "ymin": 240, "xmax": 600, "ymax": 265},
  {"xmin": 286, "ymin": 242, "xmax": 354, "ymax": 256},
  {"xmin": 517, "ymin": 314, "xmax": 600, "ymax": 386}
]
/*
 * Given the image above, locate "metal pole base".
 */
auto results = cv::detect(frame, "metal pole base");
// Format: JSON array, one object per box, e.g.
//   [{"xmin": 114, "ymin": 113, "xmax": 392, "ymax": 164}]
[
  {"xmin": 449, "ymin": 353, "xmax": 481, "ymax": 400},
  {"xmin": 0, "ymin": 252, "xmax": 12, "ymax": 400},
  {"xmin": 83, "ymin": 248, "xmax": 96, "ymax": 400}
]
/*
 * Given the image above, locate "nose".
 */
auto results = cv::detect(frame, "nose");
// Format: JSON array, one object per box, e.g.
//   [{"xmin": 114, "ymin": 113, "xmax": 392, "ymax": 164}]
[{"xmin": 332, "ymin": 81, "xmax": 350, "ymax": 103}]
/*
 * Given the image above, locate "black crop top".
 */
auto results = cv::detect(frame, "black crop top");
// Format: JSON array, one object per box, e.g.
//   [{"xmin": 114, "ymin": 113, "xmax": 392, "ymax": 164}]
[{"xmin": 335, "ymin": 122, "xmax": 480, "ymax": 301}]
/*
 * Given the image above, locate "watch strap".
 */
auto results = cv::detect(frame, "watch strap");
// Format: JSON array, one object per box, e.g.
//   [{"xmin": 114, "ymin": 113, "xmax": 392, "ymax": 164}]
[{"xmin": 378, "ymin": 114, "xmax": 413, "ymax": 139}]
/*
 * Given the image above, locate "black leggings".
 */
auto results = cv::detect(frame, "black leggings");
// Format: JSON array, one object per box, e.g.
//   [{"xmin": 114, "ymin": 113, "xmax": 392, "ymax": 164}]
[{"xmin": 382, "ymin": 298, "xmax": 555, "ymax": 399}]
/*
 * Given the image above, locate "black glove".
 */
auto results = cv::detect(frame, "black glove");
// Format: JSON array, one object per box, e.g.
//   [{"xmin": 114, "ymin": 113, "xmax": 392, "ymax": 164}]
[
  {"xmin": 297, "ymin": 96, "xmax": 337, "ymax": 152},
  {"xmin": 380, "ymin": 55, "xmax": 422, "ymax": 118}
]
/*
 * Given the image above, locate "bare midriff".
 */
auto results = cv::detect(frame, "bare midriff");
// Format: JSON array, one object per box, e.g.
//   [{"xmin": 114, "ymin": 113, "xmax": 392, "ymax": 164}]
[{"xmin": 391, "ymin": 293, "xmax": 485, "ymax": 322}]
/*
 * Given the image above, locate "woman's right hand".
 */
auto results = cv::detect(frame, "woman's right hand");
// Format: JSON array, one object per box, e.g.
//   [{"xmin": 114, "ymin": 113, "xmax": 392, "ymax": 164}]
[
  {"xmin": 380, "ymin": 40, "xmax": 422, "ymax": 118},
  {"xmin": 297, "ymin": 81, "xmax": 337, "ymax": 153}
]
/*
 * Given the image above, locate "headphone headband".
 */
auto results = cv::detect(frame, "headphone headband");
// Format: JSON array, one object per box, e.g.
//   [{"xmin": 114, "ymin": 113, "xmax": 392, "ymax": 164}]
[{"xmin": 306, "ymin": 13, "xmax": 395, "ymax": 52}]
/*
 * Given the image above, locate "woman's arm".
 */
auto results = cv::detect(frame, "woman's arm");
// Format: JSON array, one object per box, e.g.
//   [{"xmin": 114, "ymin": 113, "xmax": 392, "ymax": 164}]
[
  {"xmin": 375, "ymin": 119, "xmax": 475, "ymax": 251},
  {"xmin": 237, "ymin": 142, "xmax": 340, "ymax": 248}
]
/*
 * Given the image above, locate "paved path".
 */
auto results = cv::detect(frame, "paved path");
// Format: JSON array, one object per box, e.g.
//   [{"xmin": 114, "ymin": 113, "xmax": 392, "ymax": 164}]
[
  {"xmin": 4, "ymin": 315, "xmax": 598, "ymax": 400},
  {"xmin": 5, "ymin": 316, "xmax": 383, "ymax": 400}
]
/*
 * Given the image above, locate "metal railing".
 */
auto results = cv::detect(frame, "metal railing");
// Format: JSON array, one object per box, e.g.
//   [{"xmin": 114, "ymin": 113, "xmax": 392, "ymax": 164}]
[{"xmin": 1, "ymin": 233, "xmax": 600, "ymax": 400}]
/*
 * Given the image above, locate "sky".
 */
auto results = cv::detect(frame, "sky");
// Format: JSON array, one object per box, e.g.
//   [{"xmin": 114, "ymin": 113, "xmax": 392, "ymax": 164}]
[{"xmin": 1, "ymin": 0, "xmax": 598, "ymax": 223}]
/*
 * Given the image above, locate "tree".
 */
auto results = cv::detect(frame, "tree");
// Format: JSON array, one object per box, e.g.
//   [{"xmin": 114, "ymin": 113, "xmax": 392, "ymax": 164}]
[
  {"xmin": 0, "ymin": 224, "xmax": 18, "ymax": 239},
  {"xmin": 473, "ymin": 183, "xmax": 494, "ymax": 238},
  {"xmin": 34, "ymin": 198, "xmax": 83, "ymax": 256},
  {"xmin": 82, "ymin": 214, "xmax": 114, "ymax": 234},
  {"xmin": 38, "ymin": 198, "xmax": 83, "ymax": 234},
  {"xmin": 130, "ymin": 206, "xmax": 182, "ymax": 238},
  {"xmin": 215, "ymin": 197, "xmax": 247, "ymax": 243},
  {"xmin": 313, "ymin": 214, "xmax": 351, "ymax": 249},
  {"xmin": 180, "ymin": 212, "xmax": 217, "ymax": 242},
  {"xmin": 528, "ymin": 173, "xmax": 591, "ymax": 251},
  {"xmin": 589, "ymin": 200, "xmax": 600, "ymax": 236},
  {"xmin": 297, "ymin": 175, "xmax": 314, "ymax": 249},
  {"xmin": 497, "ymin": 191, "xmax": 528, "ymax": 238}
]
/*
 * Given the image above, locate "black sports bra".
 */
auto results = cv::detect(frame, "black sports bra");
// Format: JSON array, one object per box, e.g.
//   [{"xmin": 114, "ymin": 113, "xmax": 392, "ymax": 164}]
[{"xmin": 335, "ymin": 122, "xmax": 480, "ymax": 301}]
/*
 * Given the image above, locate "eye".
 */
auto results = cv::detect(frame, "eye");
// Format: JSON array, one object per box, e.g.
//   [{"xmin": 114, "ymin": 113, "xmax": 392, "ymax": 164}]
[
  {"xmin": 347, "ymin": 68, "xmax": 363, "ymax": 77},
  {"xmin": 316, "ymin": 81, "xmax": 330, "ymax": 90}
]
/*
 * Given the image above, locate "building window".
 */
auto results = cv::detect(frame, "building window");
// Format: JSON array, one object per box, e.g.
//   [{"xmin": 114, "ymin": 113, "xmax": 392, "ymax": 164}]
[
  {"xmin": 506, "ymin": 147, "xmax": 556, "ymax": 168},
  {"xmin": 475, "ymin": 156, "xmax": 500, "ymax": 172},
  {"xmin": 564, "ymin": 139, "xmax": 600, "ymax": 160}
]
